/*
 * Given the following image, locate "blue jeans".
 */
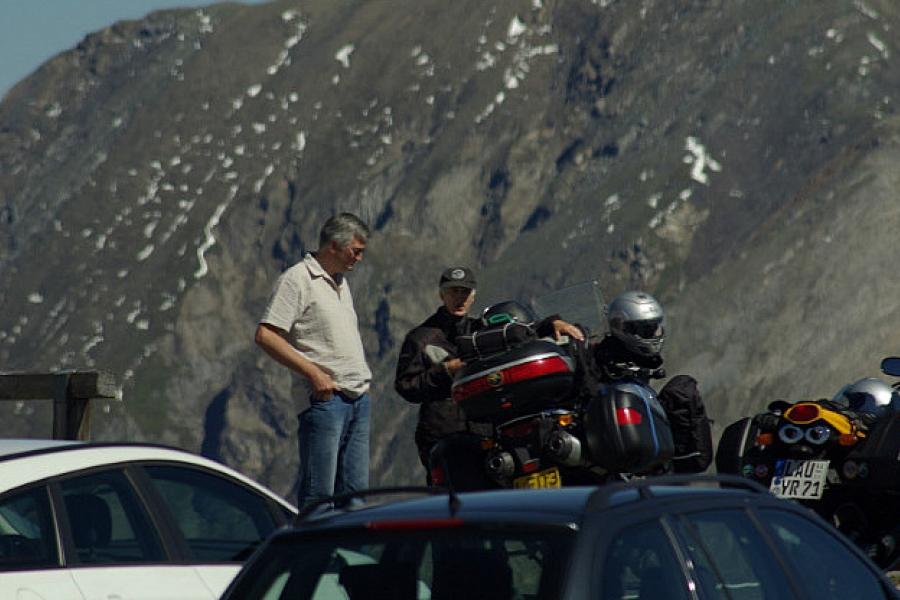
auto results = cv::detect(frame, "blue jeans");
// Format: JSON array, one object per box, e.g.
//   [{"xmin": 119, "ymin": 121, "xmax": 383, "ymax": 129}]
[{"xmin": 297, "ymin": 391, "xmax": 370, "ymax": 509}]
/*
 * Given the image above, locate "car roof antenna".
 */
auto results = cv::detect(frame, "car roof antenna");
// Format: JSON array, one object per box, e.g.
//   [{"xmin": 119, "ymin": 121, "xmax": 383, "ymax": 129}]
[{"xmin": 436, "ymin": 452, "xmax": 462, "ymax": 516}]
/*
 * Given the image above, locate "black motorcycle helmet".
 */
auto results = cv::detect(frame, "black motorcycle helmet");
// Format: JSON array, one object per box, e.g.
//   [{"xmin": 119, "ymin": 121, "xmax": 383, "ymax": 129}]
[{"xmin": 481, "ymin": 300, "xmax": 536, "ymax": 327}]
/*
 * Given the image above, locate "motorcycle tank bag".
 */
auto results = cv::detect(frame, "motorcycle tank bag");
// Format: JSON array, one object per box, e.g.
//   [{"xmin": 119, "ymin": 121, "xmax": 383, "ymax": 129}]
[
  {"xmin": 583, "ymin": 381, "xmax": 675, "ymax": 473},
  {"xmin": 452, "ymin": 339, "xmax": 576, "ymax": 422}
]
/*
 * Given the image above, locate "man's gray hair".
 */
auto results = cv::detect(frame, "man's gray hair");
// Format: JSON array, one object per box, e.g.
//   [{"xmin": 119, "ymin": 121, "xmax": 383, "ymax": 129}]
[{"xmin": 319, "ymin": 212, "xmax": 370, "ymax": 248}]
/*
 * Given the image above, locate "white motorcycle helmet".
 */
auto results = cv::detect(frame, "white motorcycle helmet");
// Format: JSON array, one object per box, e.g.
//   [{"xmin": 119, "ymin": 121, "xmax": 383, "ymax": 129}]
[
  {"xmin": 607, "ymin": 291, "xmax": 665, "ymax": 357},
  {"xmin": 831, "ymin": 377, "xmax": 900, "ymax": 418}
]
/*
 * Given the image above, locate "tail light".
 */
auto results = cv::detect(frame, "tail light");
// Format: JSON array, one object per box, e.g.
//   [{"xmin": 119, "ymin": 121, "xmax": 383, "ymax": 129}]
[
  {"xmin": 755, "ymin": 433, "xmax": 774, "ymax": 446},
  {"xmin": 430, "ymin": 465, "xmax": 446, "ymax": 485},
  {"xmin": 368, "ymin": 518, "xmax": 464, "ymax": 531},
  {"xmin": 452, "ymin": 355, "xmax": 571, "ymax": 403},
  {"xmin": 521, "ymin": 459, "xmax": 541, "ymax": 474},
  {"xmin": 499, "ymin": 417, "xmax": 539, "ymax": 439},
  {"xmin": 785, "ymin": 403, "xmax": 820, "ymax": 424},
  {"xmin": 616, "ymin": 407, "xmax": 643, "ymax": 425},
  {"xmin": 839, "ymin": 433, "xmax": 860, "ymax": 446}
]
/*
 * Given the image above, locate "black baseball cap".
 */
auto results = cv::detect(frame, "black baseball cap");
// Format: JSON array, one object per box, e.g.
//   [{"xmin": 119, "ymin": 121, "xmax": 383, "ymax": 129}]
[{"xmin": 439, "ymin": 266, "xmax": 477, "ymax": 290}]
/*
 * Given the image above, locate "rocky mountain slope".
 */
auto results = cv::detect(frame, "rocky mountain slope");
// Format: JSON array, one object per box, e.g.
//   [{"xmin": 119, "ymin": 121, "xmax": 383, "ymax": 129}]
[{"xmin": 2, "ymin": 0, "xmax": 899, "ymax": 497}]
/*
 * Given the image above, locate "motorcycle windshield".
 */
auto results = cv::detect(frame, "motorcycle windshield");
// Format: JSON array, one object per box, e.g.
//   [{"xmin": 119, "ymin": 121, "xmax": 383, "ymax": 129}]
[{"xmin": 531, "ymin": 279, "xmax": 607, "ymax": 338}]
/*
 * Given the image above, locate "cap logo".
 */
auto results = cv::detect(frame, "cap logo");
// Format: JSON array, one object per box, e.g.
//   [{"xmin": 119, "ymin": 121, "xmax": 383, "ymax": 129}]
[
  {"xmin": 450, "ymin": 268, "xmax": 466, "ymax": 280},
  {"xmin": 486, "ymin": 372, "xmax": 504, "ymax": 387}
]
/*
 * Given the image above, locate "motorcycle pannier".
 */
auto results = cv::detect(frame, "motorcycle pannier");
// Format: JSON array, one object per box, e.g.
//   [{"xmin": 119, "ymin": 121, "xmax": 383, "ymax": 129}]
[
  {"xmin": 451, "ymin": 339, "xmax": 576, "ymax": 422},
  {"xmin": 714, "ymin": 416, "xmax": 758, "ymax": 475},
  {"xmin": 583, "ymin": 382, "xmax": 675, "ymax": 474}
]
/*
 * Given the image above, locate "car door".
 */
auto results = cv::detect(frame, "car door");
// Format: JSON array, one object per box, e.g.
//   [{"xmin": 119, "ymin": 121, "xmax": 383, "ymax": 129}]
[
  {"xmin": 594, "ymin": 504, "xmax": 801, "ymax": 600},
  {"xmin": 668, "ymin": 507, "xmax": 799, "ymax": 600},
  {"xmin": 666, "ymin": 505, "xmax": 896, "ymax": 600},
  {"xmin": 137, "ymin": 464, "xmax": 288, "ymax": 597},
  {"xmin": 596, "ymin": 515, "xmax": 694, "ymax": 600},
  {"xmin": 757, "ymin": 507, "xmax": 898, "ymax": 599},
  {"xmin": 0, "ymin": 486, "xmax": 85, "ymax": 600},
  {"xmin": 57, "ymin": 469, "xmax": 216, "ymax": 600}
]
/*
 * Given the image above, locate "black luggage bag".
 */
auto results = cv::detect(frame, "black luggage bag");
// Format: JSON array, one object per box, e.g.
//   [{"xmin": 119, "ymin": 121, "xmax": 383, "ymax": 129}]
[{"xmin": 583, "ymin": 381, "xmax": 675, "ymax": 474}]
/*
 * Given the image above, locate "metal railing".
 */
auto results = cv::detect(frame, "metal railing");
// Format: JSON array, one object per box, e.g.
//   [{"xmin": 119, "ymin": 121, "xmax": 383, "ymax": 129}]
[{"xmin": 0, "ymin": 371, "xmax": 119, "ymax": 440}]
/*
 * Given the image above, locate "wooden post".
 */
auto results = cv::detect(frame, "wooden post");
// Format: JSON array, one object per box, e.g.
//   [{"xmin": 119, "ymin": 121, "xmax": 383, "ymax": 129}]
[{"xmin": 0, "ymin": 371, "xmax": 119, "ymax": 441}]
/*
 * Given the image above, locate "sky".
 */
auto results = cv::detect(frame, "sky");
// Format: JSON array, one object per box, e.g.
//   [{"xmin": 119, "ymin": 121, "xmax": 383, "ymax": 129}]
[{"xmin": 0, "ymin": 0, "xmax": 268, "ymax": 98}]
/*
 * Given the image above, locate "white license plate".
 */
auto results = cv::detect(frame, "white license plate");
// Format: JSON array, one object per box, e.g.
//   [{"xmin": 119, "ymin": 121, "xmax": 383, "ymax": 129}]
[{"xmin": 770, "ymin": 459, "xmax": 829, "ymax": 499}]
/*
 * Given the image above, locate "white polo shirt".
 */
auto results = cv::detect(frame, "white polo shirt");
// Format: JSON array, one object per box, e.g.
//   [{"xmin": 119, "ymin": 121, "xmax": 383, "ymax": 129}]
[{"xmin": 260, "ymin": 252, "xmax": 372, "ymax": 412}]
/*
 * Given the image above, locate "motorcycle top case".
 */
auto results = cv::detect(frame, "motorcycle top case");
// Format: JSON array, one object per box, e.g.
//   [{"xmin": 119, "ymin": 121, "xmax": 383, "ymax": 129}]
[
  {"xmin": 451, "ymin": 339, "xmax": 576, "ymax": 422},
  {"xmin": 584, "ymin": 381, "xmax": 675, "ymax": 474}
]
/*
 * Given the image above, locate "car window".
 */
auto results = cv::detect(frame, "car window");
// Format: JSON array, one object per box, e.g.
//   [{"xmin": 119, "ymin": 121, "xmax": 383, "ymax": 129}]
[
  {"xmin": 0, "ymin": 487, "xmax": 58, "ymax": 570},
  {"xmin": 600, "ymin": 519, "xmax": 690, "ymax": 600},
  {"xmin": 760, "ymin": 508, "xmax": 892, "ymax": 600},
  {"xmin": 60, "ymin": 470, "xmax": 164, "ymax": 564},
  {"xmin": 144, "ymin": 465, "xmax": 279, "ymax": 562},
  {"xmin": 674, "ymin": 509, "xmax": 795, "ymax": 600},
  {"xmin": 235, "ymin": 527, "xmax": 572, "ymax": 600}
]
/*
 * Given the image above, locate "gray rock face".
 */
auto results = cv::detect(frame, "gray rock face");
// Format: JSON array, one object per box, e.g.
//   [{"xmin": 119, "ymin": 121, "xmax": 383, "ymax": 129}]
[{"xmin": 2, "ymin": 0, "xmax": 899, "ymax": 497}]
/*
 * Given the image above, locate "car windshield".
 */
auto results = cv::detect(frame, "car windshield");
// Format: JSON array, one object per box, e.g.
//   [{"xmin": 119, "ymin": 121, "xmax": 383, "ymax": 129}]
[{"xmin": 240, "ymin": 525, "xmax": 574, "ymax": 600}]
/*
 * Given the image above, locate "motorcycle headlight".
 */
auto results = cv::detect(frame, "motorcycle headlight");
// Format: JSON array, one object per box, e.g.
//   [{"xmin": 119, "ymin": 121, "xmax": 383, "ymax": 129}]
[
  {"xmin": 778, "ymin": 424, "xmax": 804, "ymax": 444},
  {"xmin": 805, "ymin": 425, "xmax": 831, "ymax": 445}
]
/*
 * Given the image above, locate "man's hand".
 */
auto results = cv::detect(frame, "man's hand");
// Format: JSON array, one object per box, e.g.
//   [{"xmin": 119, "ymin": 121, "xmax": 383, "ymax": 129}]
[
  {"xmin": 255, "ymin": 323, "xmax": 339, "ymax": 400},
  {"xmin": 443, "ymin": 358, "xmax": 466, "ymax": 376},
  {"xmin": 309, "ymin": 367, "xmax": 339, "ymax": 400},
  {"xmin": 551, "ymin": 319, "xmax": 585, "ymax": 342}
]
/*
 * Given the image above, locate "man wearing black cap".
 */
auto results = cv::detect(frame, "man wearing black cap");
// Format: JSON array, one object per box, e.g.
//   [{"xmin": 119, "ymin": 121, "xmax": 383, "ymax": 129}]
[
  {"xmin": 394, "ymin": 266, "xmax": 582, "ymax": 483},
  {"xmin": 394, "ymin": 267, "xmax": 481, "ymax": 480}
]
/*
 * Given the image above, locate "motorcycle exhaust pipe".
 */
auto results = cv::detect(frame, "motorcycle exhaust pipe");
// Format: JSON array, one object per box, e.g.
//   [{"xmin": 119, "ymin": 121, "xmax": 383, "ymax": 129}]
[
  {"xmin": 547, "ymin": 431, "xmax": 583, "ymax": 466},
  {"xmin": 485, "ymin": 450, "xmax": 516, "ymax": 480}
]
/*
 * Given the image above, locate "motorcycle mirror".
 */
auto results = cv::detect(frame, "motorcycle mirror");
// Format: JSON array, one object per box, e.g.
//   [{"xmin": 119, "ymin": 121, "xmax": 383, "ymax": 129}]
[
  {"xmin": 881, "ymin": 357, "xmax": 900, "ymax": 377},
  {"xmin": 767, "ymin": 399, "xmax": 792, "ymax": 412}
]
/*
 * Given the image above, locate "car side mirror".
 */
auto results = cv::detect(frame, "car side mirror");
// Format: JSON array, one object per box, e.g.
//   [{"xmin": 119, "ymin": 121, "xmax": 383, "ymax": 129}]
[{"xmin": 881, "ymin": 357, "xmax": 900, "ymax": 377}]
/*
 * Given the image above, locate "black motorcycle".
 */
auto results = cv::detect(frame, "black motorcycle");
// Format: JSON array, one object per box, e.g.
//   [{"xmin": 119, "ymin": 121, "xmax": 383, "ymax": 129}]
[
  {"xmin": 429, "ymin": 283, "xmax": 675, "ymax": 491},
  {"xmin": 716, "ymin": 356, "xmax": 900, "ymax": 570}
]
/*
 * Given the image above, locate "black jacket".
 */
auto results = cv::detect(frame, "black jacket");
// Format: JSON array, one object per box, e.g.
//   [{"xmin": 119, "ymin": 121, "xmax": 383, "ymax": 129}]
[
  {"xmin": 395, "ymin": 308, "xmax": 566, "ymax": 454},
  {"xmin": 591, "ymin": 334, "xmax": 664, "ymax": 380},
  {"xmin": 394, "ymin": 307, "xmax": 481, "ymax": 451}
]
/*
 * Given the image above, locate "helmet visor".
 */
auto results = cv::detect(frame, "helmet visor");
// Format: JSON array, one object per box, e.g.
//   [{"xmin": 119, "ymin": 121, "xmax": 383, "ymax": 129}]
[
  {"xmin": 623, "ymin": 319, "xmax": 663, "ymax": 339},
  {"xmin": 844, "ymin": 392, "xmax": 872, "ymax": 412}
]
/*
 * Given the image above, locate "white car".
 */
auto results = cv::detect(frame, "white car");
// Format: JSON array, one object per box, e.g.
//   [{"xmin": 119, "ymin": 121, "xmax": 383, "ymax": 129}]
[{"xmin": 0, "ymin": 439, "xmax": 296, "ymax": 599}]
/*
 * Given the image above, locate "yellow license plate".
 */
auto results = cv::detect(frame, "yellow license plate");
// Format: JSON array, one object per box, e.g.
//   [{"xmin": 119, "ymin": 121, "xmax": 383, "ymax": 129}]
[{"xmin": 513, "ymin": 467, "xmax": 561, "ymax": 489}]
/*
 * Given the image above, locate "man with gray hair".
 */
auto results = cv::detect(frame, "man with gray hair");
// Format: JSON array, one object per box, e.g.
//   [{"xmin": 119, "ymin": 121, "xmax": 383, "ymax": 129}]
[{"xmin": 255, "ymin": 212, "xmax": 372, "ymax": 507}]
